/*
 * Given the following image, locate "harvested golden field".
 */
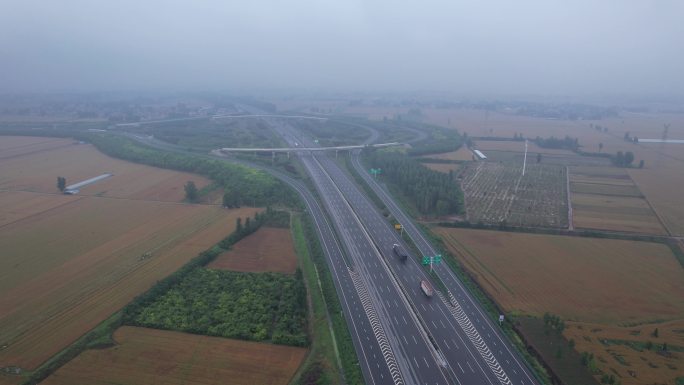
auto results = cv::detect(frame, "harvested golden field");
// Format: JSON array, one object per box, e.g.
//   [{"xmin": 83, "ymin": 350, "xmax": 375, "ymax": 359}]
[
  {"xmin": 564, "ymin": 320, "xmax": 684, "ymax": 385},
  {"xmin": 572, "ymin": 193, "xmax": 666, "ymax": 234},
  {"xmin": 568, "ymin": 166, "xmax": 667, "ymax": 234},
  {"xmin": 628, "ymin": 148, "xmax": 684, "ymax": 236},
  {"xmin": 0, "ymin": 190, "xmax": 78, "ymax": 227},
  {"xmin": 209, "ymin": 227, "xmax": 298, "ymax": 274},
  {"xmin": 435, "ymin": 227, "xmax": 684, "ymax": 324},
  {"xmin": 43, "ymin": 326, "xmax": 307, "ymax": 385},
  {"xmin": 0, "ymin": 136, "xmax": 210, "ymax": 202},
  {"xmin": 570, "ymin": 166, "xmax": 636, "ymax": 187},
  {"xmin": 422, "ymin": 163, "xmax": 461, "ymax": 174},
  {"xmin": 0, "ymin": 193, "xmax": 259, "ymax": 370},
  {"xmin": 0, "ymin": 136, "xmax": 261, "ymax": 370}
]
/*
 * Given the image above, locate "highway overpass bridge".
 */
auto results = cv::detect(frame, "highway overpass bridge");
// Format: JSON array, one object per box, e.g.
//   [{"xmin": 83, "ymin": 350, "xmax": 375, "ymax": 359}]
[{"xmin": 216, "ymin": 142, "xmax": 404, "ymax": 158}]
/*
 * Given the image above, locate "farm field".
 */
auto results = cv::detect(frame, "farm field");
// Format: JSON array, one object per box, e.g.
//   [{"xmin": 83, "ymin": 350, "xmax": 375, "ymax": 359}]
[
  {"xmin": 434, "ymin": 227, "xmax": 684, "ymax": 324},
  {"xmin": 627, "ymin": 144, "xmax": 684, "ymax": 236},
  {"xmin": 208, "ymin": 227, "xmax": 298, "ymax": 274},
  {"xmin": 0, "ymin": 136, "xmax": 210, "ymax": 202},
  {"xmin": 0, "ymin": 135, "xmax": 261, "ymax": 372},
  {"xmin": 42, "ymin": 326, "xmax": 307, "ymax": 385},
  {"xmin": 482, "ymin": 150, "xmax": 609, "ymax": 167},
  {"xmin": 564, "ymin": 319, "xmax": 684, "ymax": 385},
  {"xmin": 0, "ymin": 193, "xmax": 259, "ymax": 370},
  {"xmin": 569, "ymin": 166, "xmax": 667, "ymax": 234},
  {"xmin": 474, "ymin": 139, "xmax": 577, "ymax": 156},
  {"xmin": 459, "ymin": 162, "xmax": 568, "ymax": 227}
]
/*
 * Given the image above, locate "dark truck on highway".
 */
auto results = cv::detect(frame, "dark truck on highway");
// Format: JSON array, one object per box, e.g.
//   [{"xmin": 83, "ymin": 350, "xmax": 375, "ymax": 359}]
[{"xmin": 392, "ymin": 243, "xmax": 408, "ymax": 262}]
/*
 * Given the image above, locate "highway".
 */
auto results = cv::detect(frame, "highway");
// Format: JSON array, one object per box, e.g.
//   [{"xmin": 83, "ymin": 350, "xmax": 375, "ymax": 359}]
[
  {"xmin": 270, "ymin": 120, "xmax": 453, "ymax": 385},
  {"xmin": 277, "ymin": 117, "xmax": 541, "ymax": 385}
]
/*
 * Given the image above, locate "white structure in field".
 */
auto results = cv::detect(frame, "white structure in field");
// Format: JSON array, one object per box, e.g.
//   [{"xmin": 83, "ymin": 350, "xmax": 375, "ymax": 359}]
[
  {"xmin": 473, "ymin": 149, "xmax": 487, "ymax": 159},
  {"xmin": 64, "ymin": 173, "xmax": 113, "ymax": 194}
]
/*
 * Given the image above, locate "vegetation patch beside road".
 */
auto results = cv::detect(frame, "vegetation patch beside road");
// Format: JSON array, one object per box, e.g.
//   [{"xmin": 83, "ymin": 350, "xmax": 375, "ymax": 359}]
[{"xmin": 126, "ymin": 268, "xmax": 308, "ymax": 346}]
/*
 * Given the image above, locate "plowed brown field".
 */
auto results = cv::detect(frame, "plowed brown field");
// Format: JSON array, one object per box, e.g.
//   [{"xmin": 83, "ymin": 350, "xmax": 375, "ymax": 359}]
[
  {"xmin": 42, "ymin": 326, "xmax": 307, "ymax": 385},
  {"xmin": 209, "ymin": 227, "xmax": 298, "ymax": 274}
]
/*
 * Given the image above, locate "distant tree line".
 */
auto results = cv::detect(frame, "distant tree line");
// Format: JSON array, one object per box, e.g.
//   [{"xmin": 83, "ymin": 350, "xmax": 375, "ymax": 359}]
[
  {"xmin": 363, "ymin": 150, "xmax": 463, "ymax": 216},
  {"xmin": 612, "ymin": 150, "xmax": 644, "ymax": 168},
  {"xmin": 533, "ymin": 135, "xmax": 579, "ymax": 151}
]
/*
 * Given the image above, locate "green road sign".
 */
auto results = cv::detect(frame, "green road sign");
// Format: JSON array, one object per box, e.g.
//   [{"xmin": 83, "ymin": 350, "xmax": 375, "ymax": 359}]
[
  {"xmin": 422, "ymin": 256, "xmax": 431, "ymax": 265},
  {"xmin": 434, "ymin": 255, "xmax": 442, "ymax": 263}
]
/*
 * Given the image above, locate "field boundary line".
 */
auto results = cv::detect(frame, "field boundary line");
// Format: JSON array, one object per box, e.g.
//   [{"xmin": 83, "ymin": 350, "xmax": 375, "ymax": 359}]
[{"xmin": 0, "ymin": 194, "xmax": 84, "ymax": 230}]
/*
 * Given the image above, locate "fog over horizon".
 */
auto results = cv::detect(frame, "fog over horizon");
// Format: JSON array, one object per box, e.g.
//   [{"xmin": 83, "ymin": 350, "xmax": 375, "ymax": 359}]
[{"xmin": 1, "ymin": 0, "xmax": 682, "ymax": 98}]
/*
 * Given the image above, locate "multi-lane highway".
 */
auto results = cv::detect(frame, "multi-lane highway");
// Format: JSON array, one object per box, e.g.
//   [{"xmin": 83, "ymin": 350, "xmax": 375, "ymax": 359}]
[
  {"xmin": 274, "ymin": 117, "xmax": 541, "ymax": 385},
  {"xmin": 267, "ymin": 118, "xmax": 541, "ymax": 385},
  {"xmin": 270, "ymin": 120, "xmax": 453, "ymax": 385}
]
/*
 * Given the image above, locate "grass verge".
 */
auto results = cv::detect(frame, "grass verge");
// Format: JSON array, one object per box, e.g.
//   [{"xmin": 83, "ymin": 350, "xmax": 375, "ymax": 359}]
[{"xmin": 293, "ymin": 213, "xmax": 364, "ymax": 385}]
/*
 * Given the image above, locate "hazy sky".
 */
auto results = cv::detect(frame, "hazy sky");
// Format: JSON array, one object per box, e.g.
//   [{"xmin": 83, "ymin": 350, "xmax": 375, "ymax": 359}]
[{"xmin": 1, "ymin": 0, "xmax": 682, "ymax": 96}]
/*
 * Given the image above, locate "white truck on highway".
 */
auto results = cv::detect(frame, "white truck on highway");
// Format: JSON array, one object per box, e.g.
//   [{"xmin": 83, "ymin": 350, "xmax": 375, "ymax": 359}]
[{"xmin": 420, "ymin": 280, "xmax": 434, "ymax": 297}]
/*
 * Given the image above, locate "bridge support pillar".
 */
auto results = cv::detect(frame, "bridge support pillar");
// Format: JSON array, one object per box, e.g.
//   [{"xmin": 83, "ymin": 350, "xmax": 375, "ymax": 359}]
[
  {"xmin": 335, "ymin": 150, "xmax": 338, "ymax": 159},
  {"xmin": 272, "ymin": 151, "xmax": 276, "ymax": 165}
]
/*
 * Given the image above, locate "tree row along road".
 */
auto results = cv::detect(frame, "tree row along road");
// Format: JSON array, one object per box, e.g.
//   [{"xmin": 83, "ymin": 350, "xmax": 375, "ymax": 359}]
[{"xmin": 349, "ymin": 149, "xmax": 541, "ymax": 385}]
